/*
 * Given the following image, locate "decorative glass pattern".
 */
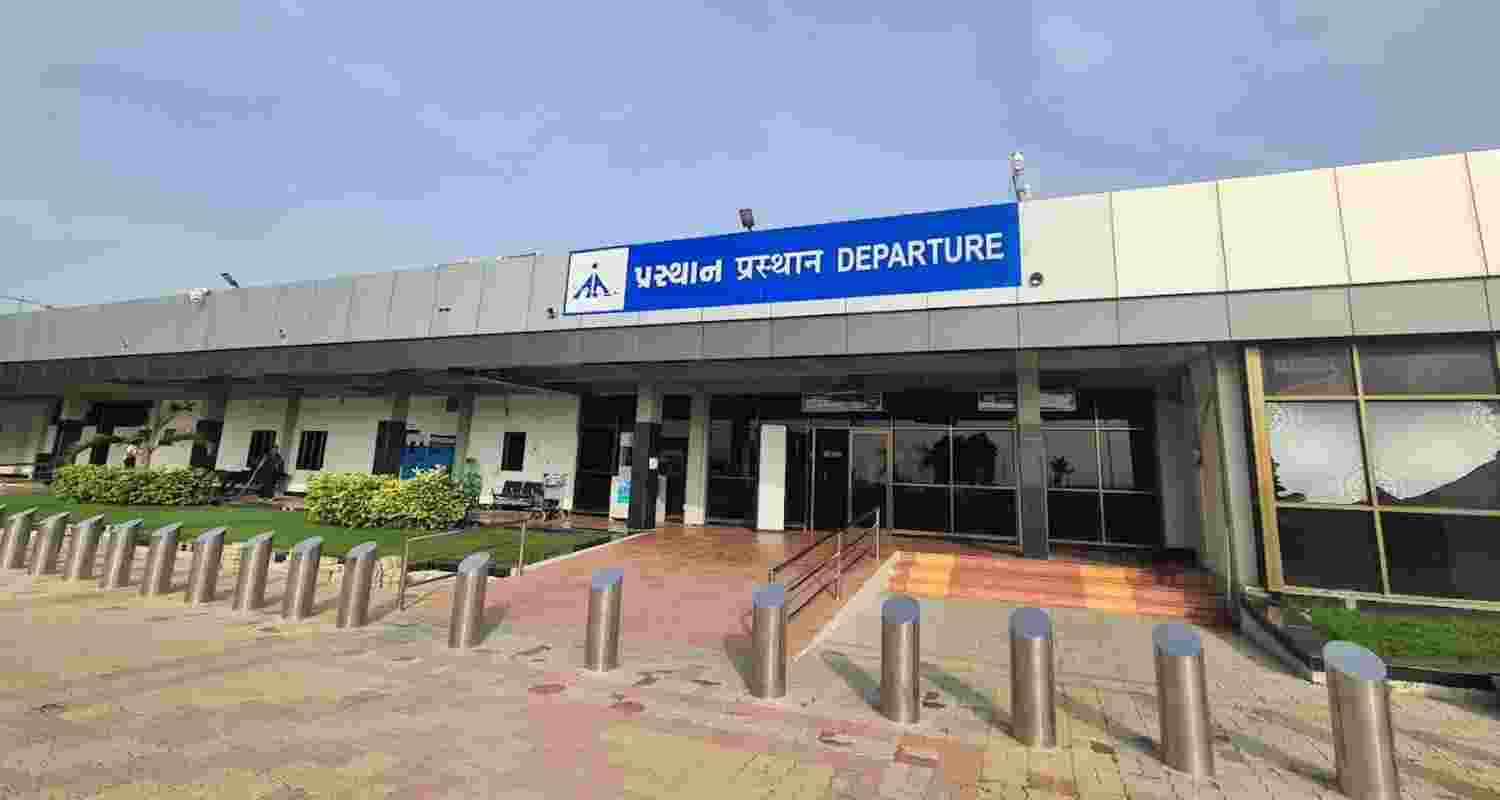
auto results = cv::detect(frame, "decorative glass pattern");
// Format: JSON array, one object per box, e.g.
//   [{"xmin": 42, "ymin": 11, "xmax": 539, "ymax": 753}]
[
  {"xmin": 1365, "ymin": 401, "xmax": 1500, "ymax": 509},
  {"xmin": 1265, "ymin": 402, "xmax": 1367, "ymax": 504}
]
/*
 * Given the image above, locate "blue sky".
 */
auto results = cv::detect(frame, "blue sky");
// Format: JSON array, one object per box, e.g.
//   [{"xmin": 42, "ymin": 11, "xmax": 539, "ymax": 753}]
[{"xmin": 5, "ymin": 1, "xmax": 1496, "ymax": 308}]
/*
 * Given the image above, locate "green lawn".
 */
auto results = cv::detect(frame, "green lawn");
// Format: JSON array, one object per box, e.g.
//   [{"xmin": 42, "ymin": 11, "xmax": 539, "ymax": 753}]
[
  {"xmin": 1298, "ymin": 604, "xmax": 1500, "ymax": 663},
  {"xmin": 0, "ymin": 492, "xmax": 608, "ymax": 567}
]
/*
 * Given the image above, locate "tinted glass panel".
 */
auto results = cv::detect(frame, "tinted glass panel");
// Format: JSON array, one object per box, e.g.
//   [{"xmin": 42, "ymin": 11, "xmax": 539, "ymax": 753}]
[
  {"xmin": 709, "ymin": 419, "xmax": 758, "ymax": 478},
  {"xmin": 662, "ymin": 394, "xmax": 692, "ymax": 421},
  {"xmin": 887, "ymin": 391, "xmax": 956, "ymax": 426},
  {"xmin": 954, "ymin": 488, "xmax": 1016, "ymax": 539},
  {"xmin": 893, "ymin": 429, "xmax": 949, "ymax": 484},
  {"xmin": 501, "ymin": 431, "xmax": 527, "ymax": 472},
  {"xmin": 1382, "ymin": 513, "xmax": 1500, "ymax": 601},
  {"xmin": 1366, "ymin": 401, "xmax": 1500, "ymax": 510},
  {"xmin": 1262, "ymin": 344, "xmax": 1356, "ymax": 396},
  {"xmin": 1103, "ymin": 493, "xmax": 1161, "ymax": 546},
  {"xmin": 708, "ymin": 477, "xmax": 756, "ymax": 523},
  {"xmin": 581, "ymin": 394, "xmax": 636, "ymax": 426},
  {"xmin": 1094, "ymin": 390, "xmax": 1154, "ymax": 429},
  {"xmin": 1043, "ymin": 430, "xmax": 1099, "ymax": 489},
  {"xmin": 572, "ymin": 471, "xmax": 612, "ymax": 512},
  {"xmin": 1049, "ymin": 490, "xmax": 1102, "ymax": 542},
  {"xmin": 577, "ymin": 427, "xmax": 616, "ymax": 472},
  {"xmin": 1276, "ymin": 508, "xmax": 1382, "ymax": 592},
  {"xmin": 1265, "ymin": 402, "xmax": 1367, "ymax": 504},
  {"xmin": 953, "ymin": 430, "xmax": 1016, "ymax": 486},
  {"xmin": 893, "ymin": 485, "xmax": 950, "ymax": 532},
  {"xmin": 1359, "ymin": 338, "xmax": 1497, "ymax": 395},
  {"xmin": 1101, "ymin": 430, "xmax": 1156, "ymax": 490},
  {"xmin": 1039, "ymin": 390, "xmax": 1094, "ymax": 427}
]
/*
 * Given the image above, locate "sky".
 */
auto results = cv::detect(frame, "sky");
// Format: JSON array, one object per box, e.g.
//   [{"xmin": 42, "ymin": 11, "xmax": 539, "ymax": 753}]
[{"xmin": 4, "ymin": 0, "xmax": 1498, "ymax": 309}]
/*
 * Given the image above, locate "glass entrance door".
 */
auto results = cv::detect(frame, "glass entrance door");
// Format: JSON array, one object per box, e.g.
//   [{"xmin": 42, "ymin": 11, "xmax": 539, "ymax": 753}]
[
  {"xmin": 850, "ymin": 430, "xmax": 891, "ymax": 526},
  {"xmin": 812, "ymin": 429, "xmax": 849, "ymax": 530}
]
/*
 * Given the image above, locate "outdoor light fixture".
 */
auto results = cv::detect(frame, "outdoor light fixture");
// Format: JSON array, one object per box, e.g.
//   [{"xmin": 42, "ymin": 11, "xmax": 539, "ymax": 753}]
[
  {"xmin": 1009, "ymin": 151, "xmax": 1032, "ymax": 202},
  {"xmin": 220, "ymin": 272, "xmax": 240, "ymax": 289},
  {"xmin": 739, "ymin": 208, "xmax": 756, "ymax": 231}
]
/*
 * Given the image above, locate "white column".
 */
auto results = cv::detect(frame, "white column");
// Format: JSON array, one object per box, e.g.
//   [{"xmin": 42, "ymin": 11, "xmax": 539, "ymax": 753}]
[
  {"xmin": 683, "ymin": 392, "xmax": 709, "ymax": 526},
  {"xmin": 1188, "ymin": 346, "xmax": 1261, "ymax": 593},
  {"xmin": 756, "ymin": 424, "xmax": 787, "ymax": 532}
]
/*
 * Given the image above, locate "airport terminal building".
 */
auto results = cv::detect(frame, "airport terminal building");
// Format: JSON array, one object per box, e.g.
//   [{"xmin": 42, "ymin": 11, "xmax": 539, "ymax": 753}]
[{"xmin": 3, "ymin": 148, "xmax": 1500, "ymax": 613}]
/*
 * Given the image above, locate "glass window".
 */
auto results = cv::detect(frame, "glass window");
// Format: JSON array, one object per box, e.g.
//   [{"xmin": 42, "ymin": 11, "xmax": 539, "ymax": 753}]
[
  {"xmin": 893, "ymin": 429, "xmax": 949, "ymax": 484},
  {"xmin": 1381, "ymin": 513, "xmax": 1500, "ymax": 602},
  {"xmin": 954, "ymin": 488, "xmax": 1017, "ymax": 538},
  {"xmin": 1043, "ymin": 430, "xmax": 1099, "ymax": 489},
  {"xmin": 582, "ymin": 394, "xmax": 636, "ymax": 426},
  {"xmin": 1103, "ymin": 493, "xmax": 1161, "ymax": 546},
  {"xmin": 1358, "ymin": 338, "xmax": 1498, "ymax": 395},
  {"xmin": 708, "ymin": 476, "xmax": 756, "ymax": 523},
  {"xmin": 1049, "ymin": 491, "xmax": 1102, "ymax": 542},
  {"xmin": 247, "ymin": 430, "xmax": 277, "ymax": 467},
  {"xmin": 1093, "ymin": 390, "xmax": 1155, "ymax": 429},
  {"xmin": 709, "ymin": 418, "xmax": 759, "ymax": 478},
  {"xmin": 1365, "ymin": 401, "xmax": 1500, "ymax": 510},
  {"xmin": 887, "ymin": 391, "xmax": 955, "ymax": 426},
  {"xmin": 1262, "ymin": 344, "xmax": 1355, "ymax": 396},
  {"xmin": 501, "ymin": 431, "xmax": 527, "ymax": 472},
  {"xmin": 577, "ymin": 427, "xmax": 616, "ymax": 473},
  {"xmin": 1276, "ymin": 508, "xmax": 1383, "ymax": 592},
  {"xmin": 1039, "ymin": 390, "xmax": 1094, "ymax": 428},
  {"xmin": 893, "ymin": 485, "xmax": 950, "ymax": 532},
  {"xmin": 572, "ymin": 471, "xmax": 612, "ymax": 512},
  {"xmin": 1265, "ymin": 402, "xmax": 1367, "ymax": 504},
  {"xmin": 953, "ymin": 430, "xmax": 1016, "ymax": 486},
  {"xmin": 1101, "ymin": 430, "xmax": 1156, "ymax": 490},
  {"xmin": 295, "ymin": 430, "xmax": 328, "ymax": 471}
]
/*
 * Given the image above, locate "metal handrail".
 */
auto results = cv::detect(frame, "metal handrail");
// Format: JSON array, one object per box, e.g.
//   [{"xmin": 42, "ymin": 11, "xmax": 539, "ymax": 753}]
[
  {"xmin": 768, "ymin": 508, "xmax": 881, "ymax": 620},
  {"xmin": 397, "ymin": 518, "xmax": 529, "ymax": 610}
]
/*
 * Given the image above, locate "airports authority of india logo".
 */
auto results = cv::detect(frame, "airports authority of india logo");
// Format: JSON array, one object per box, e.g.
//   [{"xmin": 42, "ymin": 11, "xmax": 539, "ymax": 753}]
[{"xmin": 564, "ymin": 247, "xmax": 629, "ymax": 314}]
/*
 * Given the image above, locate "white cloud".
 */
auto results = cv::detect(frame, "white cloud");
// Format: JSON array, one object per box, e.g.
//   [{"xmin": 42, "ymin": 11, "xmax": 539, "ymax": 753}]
[
  {"xmin": 1038, "ymin": 15, "xmax": 1113, "ymax": 73},
  {"xmin": 334, "ymin": 60, "xmax": 402, "ymax": 97}
]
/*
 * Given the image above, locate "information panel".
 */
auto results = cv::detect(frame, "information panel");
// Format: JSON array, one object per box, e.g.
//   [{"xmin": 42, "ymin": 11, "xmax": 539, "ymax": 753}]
[{"xmin": 563, "ymin": 203, "xmax": 1020, "ymax": 315}]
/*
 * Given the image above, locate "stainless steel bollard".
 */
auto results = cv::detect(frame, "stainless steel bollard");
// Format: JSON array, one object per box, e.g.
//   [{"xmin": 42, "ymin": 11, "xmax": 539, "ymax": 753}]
[
  {"xmin": 1010, "ymin": 607, "xmax": 1058, "ymax": 748},
  {"xmin": 281, "ymin": 536, "xmax": 323, "ymax": 621},
  {"xmin": 1324, "ymin": 642, "xmax": 1401, "ymax": 800},
  {"xmin": 749, "ymin": 583, "xmax": 788, "ymax": 699},
  {"xmin": 584, "ymin": 567, "xmax": 624, "ymax": 672},
  {"xmin": 0, "ymin": 507, "xmax": 38, "ymax": 570},
  {"xmin": 231, "ymin": 532, "xmax": 275, "ymax": 612},
  {"xmin": 880, "ymin": 595, "xmax": 921, "ymax": 724},
  {"xmin": 138, "ymin": 523, "xmax": 183, "ymax": 597},
  {"xmin": 63, "ymin": 515, "xmax": 107, "ymax": 581},
  {"xmin": 98, "ymin": 519, "xmax": 144, "ymax": 590},
  {"xmin": 448, "ymin": 550, "xmax": 493, "ymax": 648},
  {"xmin": 184, "ymin": 527, "xmax": 227, "ymax": 605},
  {"xmin": 29, "ymin": 512, "xmax": 72, "ymax": 576},
  {"xmin": 1153, "ymin": 623, "xmax": 1215, "ymax": 777},
  {"xmin": 337, "ymin": 541, "xmax": 379, "ymax": 629}
]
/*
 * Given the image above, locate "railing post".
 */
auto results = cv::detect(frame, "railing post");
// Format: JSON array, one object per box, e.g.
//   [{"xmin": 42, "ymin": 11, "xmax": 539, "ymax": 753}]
[
  {"xmin": 63, "ymin": 515, "xmax": 106, "ymax": 581},
  {"xmin": 1153, "ymin": 623, "xmax": 1215, "ymax": 777},
  {"xmin": 1324, "ymin": 642, "xmax": 1401, "ymax": 800},
  {"xmin": 29, "ymin": 512, "xmax": 72, "ymax": 576},
  {"xmin": 515, "ymin": 519, "xmax": 528, "ymax": 577},
  {"xmin": 1010, "ymin": 607, "xmax": 1058, "ymax": 748},
  {"xmin": 184, "ymin": 527, "xmax": 227, "ymax": 605},
  {"xmin": 99, "ymin": 519, "xmax": 144, "ymax": 590},
  {"xmin": 397, "ymin": 537, "xmax": 411, "ymax": 611},
  {"xmin": 337, "ymin": 542, "xmax": 379, "ymax": 629},
  {"xmin": 281, "ymin": 536, "xmax": 323, "ymax": 621},
  {"xmin": 584, "ymin": 567, "xmax": 624, "ymax": 672},
  {"xmin": 0, "ymin": 507, "xmax": 38, "ymax": 570},
  {"xmin": 448, "ymin": 550, "xmax": 493, "ymax": 648},
  {"xmin": 138, "ymin": 523, "xmax": 183, "ymax": 597},
  {"xmin": 835, "ymin": 528, "xmax": 844, "ymax": 600},
  {"xmin": 231, "ymin": 532, "xmax": 275, "ymax": 612},
  {"xmin": 874, "ymin": 510, "xmax": 881, "ymax": 563},
  {"xmin": 880, "ymin": 595, "xmax": 921, "ymax": 723},
  {"xmin": 749, "ymin": 583, "xmax": 788, "ymax": 699}
]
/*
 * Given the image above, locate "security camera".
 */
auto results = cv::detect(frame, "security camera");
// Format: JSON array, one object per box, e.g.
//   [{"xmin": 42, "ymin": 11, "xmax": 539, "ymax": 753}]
[{"xmin": 188, "ymin": 288, "xmax": 211, "ymax": 305}]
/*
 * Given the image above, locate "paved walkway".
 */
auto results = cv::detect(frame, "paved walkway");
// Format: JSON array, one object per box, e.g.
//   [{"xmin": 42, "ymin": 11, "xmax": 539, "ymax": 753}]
[{"xmin": 0, "ymin": 532, "xmax": 1497, "ymax": 798}]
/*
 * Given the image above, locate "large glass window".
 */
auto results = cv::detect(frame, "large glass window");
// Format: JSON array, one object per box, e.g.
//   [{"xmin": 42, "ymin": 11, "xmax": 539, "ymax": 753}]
[
  {"xmin": 953, "ymin": 430, "xmax": 1015, "ymax": 487},
  {"xmin": 893, "ymin": 429, "xmax": 949, "ymax": 484},
  {"xmin": 1042, "ymin": 389, "xmax": 1160, "ymax": 546},
  {"xmin": 708, "ymin": 395, "xmax": 761, "ymax": 523},
  {"xmin": 1251, "ymin": 337, "xmax": 1500, "ymax": 604}
]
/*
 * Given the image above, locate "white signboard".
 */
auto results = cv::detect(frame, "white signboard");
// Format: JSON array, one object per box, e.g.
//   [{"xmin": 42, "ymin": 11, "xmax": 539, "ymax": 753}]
[
  {"xmin": 802, "ymin": 392, "xmax": 885, "ymax": 413},
  {"xmin": 977, "ymin": 390, "xmax": 1077, "ymax": 413}
]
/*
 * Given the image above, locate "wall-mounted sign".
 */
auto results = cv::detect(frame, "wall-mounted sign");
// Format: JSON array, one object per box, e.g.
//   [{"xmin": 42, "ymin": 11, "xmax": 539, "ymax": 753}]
[
  {"xmin": 802, "ymin": 392, "xmax": 885, "ymax": 413},
  {"xmin": 563, "ymin": 203, "xmax": 1021, "ymax": 315},
  {"xmin": 976, "ymin": 390, "xmax": 1078, "ymax": 413}
]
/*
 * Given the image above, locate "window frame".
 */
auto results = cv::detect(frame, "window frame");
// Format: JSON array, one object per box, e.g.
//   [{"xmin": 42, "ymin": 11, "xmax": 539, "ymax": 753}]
[
  {"xmin": 294, "ymin": 430, "xmax": 328, "ymax": 471},
  {"xmin": 501, "ymin": 431, "xmax": 527, "ymax": 472}
]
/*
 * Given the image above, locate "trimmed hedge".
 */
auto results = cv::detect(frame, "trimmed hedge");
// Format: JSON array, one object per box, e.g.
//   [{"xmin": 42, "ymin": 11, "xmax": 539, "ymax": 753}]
[
  {"xmin": 305, "ymin": 467, "xmax": 473, "ymax": 531},
  {"xmin": 50, "ymin": 464, "xmax": 219, "ymax": 506}
]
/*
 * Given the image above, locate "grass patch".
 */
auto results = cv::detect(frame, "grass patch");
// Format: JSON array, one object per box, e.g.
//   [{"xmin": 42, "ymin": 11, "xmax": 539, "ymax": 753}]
[
  {"xmin": 1297, "ymin": 604, "xmax": 1500, "ymax": 663},
  {"xmin": 403, "ymin": 527, "xmax": 610, "ymax": 574},
  {"xmin": 0, "ymin": 492, "xmax": 608, "ymax": 565}
]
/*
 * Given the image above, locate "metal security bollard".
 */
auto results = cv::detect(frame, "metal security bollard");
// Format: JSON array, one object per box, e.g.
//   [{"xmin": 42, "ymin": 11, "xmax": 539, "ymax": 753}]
[
  {"xmin": 1010, "ymin": 607, "xmax": 1058, "ymax": 748},
  {"xmin": 1325, "ymin": 642, "xmax": 1401, "ymax": 800},
  {"xmin": 281, "ymin": 536, "xmax": 323, "ymax": 621},
  {"xmin": 29, "ymin": 512, "xmax": 72, "ymax": 576},
  {"xmin": 1153, "ymin": 623, "xmax": 1215, "ymax": 777},
  {"xmin": 184, "ymin": 527, "xmax": 228, "ymax": 605},
  {"xmin": 584, "ymin": 567, "xmax": 624, "ymax": 672},
  {"xmin": 337, "ymin": 542, "xmax": 379, "ymax": 629},
  {"xmin": 231, "ymin": 532, "xmax": 275, "ymax": 612},
  {"xmin": 448, "ymin": 550, "xmax": 493, "ymax": 648},
  {"xmin": 63, "ymin": 515, "xmax": 107, "ymax": 581},
  {"xmin": 749, "ymin": 583, "xmax": 788, "ymax": 699},
  {"xmin": 881, "ymin": 595, "xmax": 921, "ymax": 724},
  {"xmin": 138, "ymin": 523, "xmax": 183, "ymax": 597},
  {"xmin": 0, "ymin": 507, "xmax": 38, "ymax": 570},
  {"xmin": 99, "ymin": 520, "xmax": 144, "ymax": 590}
]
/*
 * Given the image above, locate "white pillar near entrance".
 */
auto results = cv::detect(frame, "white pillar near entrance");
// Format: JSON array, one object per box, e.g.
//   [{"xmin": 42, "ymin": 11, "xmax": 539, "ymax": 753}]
[
  {"xmin": 683, "ymin": 392, "xmax": 710, "ymax": 526},
  {"xmin": 757, "ymin": 424, "xmax": 787, "ymax": 532}
]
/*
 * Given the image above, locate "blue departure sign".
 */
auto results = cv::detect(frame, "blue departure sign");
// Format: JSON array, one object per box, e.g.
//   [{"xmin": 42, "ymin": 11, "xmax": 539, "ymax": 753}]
[{"xmin": 562, "ymin": 203, "xmax": 1020, "ymax": 315}]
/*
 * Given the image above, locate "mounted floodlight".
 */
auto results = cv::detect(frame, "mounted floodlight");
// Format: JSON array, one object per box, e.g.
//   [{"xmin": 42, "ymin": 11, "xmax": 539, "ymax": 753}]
[
  {"xmin": 1009, "ymin": 151, "xmax": 1025, "ymax": 176},
  {"xmin": 220, "ymin": 272, "xmax": 240, "ymax": 288},
  {"xmin": 739, "ymin": 208, "xmax": 756, "ymax": 231}
]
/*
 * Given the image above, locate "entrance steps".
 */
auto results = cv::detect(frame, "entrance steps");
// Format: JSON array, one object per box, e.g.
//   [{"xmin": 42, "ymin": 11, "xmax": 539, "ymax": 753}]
[{"xmin": 889, "ymin": 551, "xmax": 1231, "ymax": 626}]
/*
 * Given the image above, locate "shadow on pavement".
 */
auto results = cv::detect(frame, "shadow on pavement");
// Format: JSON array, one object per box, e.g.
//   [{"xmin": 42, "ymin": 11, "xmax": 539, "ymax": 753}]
[{"xmin": 821, "ymin": 650, "xmax": 880, "ymax": 709}]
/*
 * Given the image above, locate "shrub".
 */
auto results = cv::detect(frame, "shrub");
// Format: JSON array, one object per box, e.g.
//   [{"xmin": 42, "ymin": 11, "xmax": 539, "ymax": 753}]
[
  {"xmin": 49, "ymin": 464, "xmax": 218, "ymax": 506},
  {"xmin": 304, "ymin": 472, "xmax": 395, "ymax": 528},
  {"xmin": 368, "ymin": 467, "xmax": 471, "ymax": 531}
]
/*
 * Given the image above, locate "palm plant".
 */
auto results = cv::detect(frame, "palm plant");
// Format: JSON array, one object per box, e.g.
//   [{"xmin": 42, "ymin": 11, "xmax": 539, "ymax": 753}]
[{"xmin": 61, "ymin": 401, "xmax": 209, "ymax": 468}]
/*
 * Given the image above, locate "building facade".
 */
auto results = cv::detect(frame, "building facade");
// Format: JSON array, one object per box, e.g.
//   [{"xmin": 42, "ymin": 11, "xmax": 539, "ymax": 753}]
[{"xmin": 3, "ymin": 148, "xmax": 1499, "ymax": 612}]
